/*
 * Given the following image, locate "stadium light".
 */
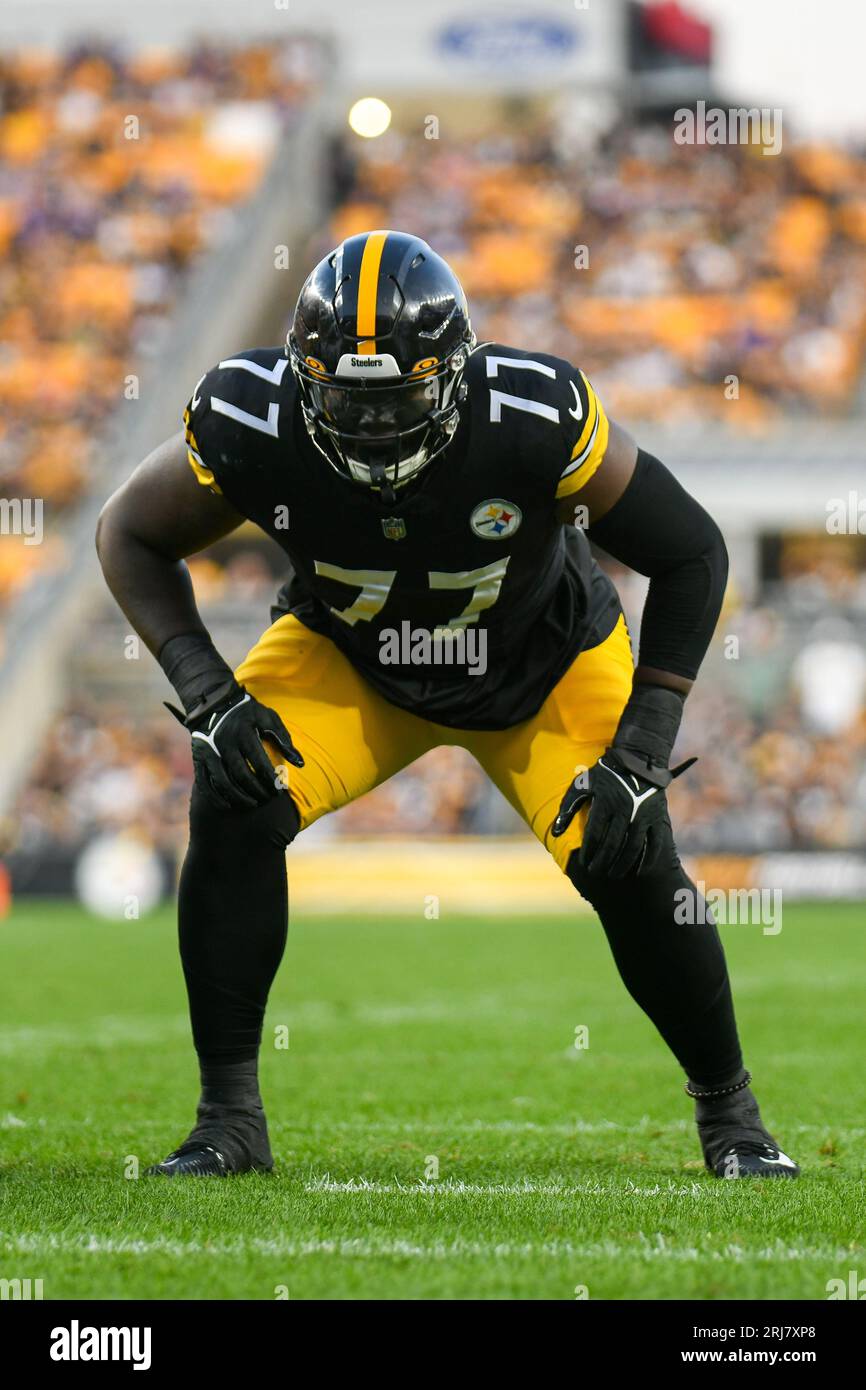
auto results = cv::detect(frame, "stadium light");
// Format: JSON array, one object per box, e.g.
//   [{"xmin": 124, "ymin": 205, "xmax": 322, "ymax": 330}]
[{"xmin": 348, "ymin": 96, "xmax": 392, "ymax": 138}]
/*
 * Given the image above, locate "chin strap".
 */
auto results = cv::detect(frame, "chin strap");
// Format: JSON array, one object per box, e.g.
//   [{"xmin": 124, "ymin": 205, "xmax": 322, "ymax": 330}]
[{"xmin": 368, "ymin": 460, "xmax": 396, "ymax": 507}]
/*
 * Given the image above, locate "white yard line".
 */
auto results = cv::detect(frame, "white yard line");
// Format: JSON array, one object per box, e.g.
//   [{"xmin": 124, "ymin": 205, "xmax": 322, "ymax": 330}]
[
  {"xmin": 0, "ymin": 1232, "xmax": 851, "ymax": 1263},
  {"xmin": 302, "ymin": 1178, "xmax": 727, "ymax": 1197},
  {"xmin": 0, "ymin": 998, "xmax": 536, "ymax": 1053},
  {"xmin": 5, "ymin": 1113, "xmax": 864, "ymax": 1142},
  {"xmin": 0, "ymin": 1016, "xmax": 191, "ymax": 1055},
  {"xmin": 0, "ymin": 1116, "xmax": 692, "ymax": 1134},
  {"xmin": 283, "ymin": 1117, "xmax": 693, "ymax": 1135}
]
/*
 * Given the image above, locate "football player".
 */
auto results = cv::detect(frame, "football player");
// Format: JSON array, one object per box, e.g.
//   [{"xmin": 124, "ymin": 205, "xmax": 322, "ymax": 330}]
[{"xmin": 96, "ymin": 230, "xmax": 798, "ymax": 1179}]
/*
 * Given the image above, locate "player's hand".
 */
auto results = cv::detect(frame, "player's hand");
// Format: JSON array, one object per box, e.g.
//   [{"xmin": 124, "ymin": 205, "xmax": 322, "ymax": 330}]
[
  {"xmin": 551, "ymin": 747, "xmax": 693, "ymax": 878},
  {"xmin": 183, "ymin": 686, "xmax": 304, "ymax": 811}
]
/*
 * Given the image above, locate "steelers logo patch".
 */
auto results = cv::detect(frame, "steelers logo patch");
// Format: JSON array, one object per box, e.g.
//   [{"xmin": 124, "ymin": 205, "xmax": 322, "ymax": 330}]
[{"xmin": 470, "ymin": 499, "xmax": 523, "ymax": 540}]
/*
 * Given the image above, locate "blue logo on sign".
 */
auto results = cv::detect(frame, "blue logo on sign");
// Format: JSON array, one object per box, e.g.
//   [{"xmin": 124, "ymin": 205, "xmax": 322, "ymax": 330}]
[{"xmin": 438, "ymin": 13, "xmax": 578, "ymax": 69}]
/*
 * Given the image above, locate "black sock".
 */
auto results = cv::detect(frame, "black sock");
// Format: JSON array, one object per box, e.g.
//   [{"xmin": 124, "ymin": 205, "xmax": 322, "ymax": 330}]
[
  {"xmin": 178, "ymin": 786, "xmax": 300, "ymax": 1073},
  {"xmin": 199, "ymin": 1058, "xmax": 263, "ymax": 1110},
  {"xmin": 567, "ymin": 850, "xmax": 744, "ymax": 1086}
]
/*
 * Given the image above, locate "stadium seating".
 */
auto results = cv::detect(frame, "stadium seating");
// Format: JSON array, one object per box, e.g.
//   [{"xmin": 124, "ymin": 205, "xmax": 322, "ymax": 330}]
[
  {"xmin": 3, "ymin": 48, "xmax": 865, "ymax": 879},
  {"xmin": 331, "ymin": 125, "xmax": 866, "ymax": 426},
  {"xmin": 8, "ymin": 557, "xmax": 866, "ymax": 865},
  {"xmin": 0, "ymin": 39, "xmax": 320, "ymax": 614}
]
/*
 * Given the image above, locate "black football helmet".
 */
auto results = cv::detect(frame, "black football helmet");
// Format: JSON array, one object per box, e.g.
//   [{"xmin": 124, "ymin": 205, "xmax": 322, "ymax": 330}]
[{"xmin": 288, "ymin": 230, "xmax": 475, "ymax": 500}]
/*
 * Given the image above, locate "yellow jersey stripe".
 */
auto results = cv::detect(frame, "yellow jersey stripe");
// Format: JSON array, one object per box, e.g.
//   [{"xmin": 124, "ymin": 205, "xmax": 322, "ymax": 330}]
[
  {"xmin": 187, "ymin": 448, "xmax": 222, "ymax": 494},
  {"xmin": 556, "ymin": 404, "xmax": 610, "ymax": 499},
  {"xmin": 356, "ymin": 229, "xmax": 388, "ymax": 352},
  {"xmin": 568, "ymin": 372, "xmax": 601, "ymax": 461},
  {"xmin": 184, "ymin": 408, "xmax": 222, "ymax": 493}
]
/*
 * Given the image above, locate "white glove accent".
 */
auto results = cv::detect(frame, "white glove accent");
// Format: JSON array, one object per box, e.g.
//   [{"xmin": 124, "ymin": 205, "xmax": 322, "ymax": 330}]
[
  {"xmin": 189, "ymin": 692, "xmax": 252, "ymax": 759},
  {"xmin": 597, "ymin": 758, "xmax": 661, "ymax": 825}
]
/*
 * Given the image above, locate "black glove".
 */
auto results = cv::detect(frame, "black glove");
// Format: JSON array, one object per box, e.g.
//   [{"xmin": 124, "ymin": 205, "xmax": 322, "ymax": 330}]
[
  {"xmin": 159, "ymin": 631, "xmax": 303, "ymax": 811},
  {"xmin": 551, "ymin": 684, "xmax": 695, "ymax": 878},
  {"xmin": 182, "ymin": 686, "xmax": 304, "ymax": 811}
]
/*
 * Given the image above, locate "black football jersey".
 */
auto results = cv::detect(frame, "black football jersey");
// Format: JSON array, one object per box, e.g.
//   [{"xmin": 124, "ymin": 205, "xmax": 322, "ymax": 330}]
[{"xmin": 183, "ymin": 341, "xmax": 623, "ymax": 730}]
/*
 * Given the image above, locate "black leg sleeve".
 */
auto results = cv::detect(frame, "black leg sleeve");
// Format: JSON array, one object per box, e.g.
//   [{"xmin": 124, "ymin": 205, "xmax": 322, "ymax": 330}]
[
  {"xmin": 567, "ymin": 848, "xmax": 744, "ymax": 1087},
  {"xmin": 177, "ymin": 785, "xmax": 300, "ymax": 1065}
]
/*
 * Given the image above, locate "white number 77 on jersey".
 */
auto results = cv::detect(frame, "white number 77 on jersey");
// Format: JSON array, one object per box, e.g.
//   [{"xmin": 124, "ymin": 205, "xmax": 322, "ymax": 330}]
[{"xmin": 313, "ymin": 558, "xmax": 510, "ymax": 630}]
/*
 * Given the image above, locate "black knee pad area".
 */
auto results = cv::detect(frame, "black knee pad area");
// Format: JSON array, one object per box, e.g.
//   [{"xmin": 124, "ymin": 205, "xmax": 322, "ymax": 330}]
[
  {"xmin": 566, "ymin": 847, "xmax": 693, "ymax": 915},
  {"xmin": 188, "ymin": 784, "xmax": 301, "ymax": 855}
]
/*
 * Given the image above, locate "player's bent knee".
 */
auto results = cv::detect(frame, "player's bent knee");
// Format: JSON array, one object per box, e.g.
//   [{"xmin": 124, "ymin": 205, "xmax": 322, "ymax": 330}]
[
  {"xmin": 189, "ymin": 784, "xmax": 301, "ymax": 854},
  {"xmin": 566, "ymin": 847, "xmax": 688, "ymax": 912}
]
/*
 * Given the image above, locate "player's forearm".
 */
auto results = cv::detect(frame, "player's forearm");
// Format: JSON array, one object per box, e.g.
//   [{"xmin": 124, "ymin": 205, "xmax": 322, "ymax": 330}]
[
  {"xmin": 96, "ymin": 432, "xmax": 249, "ymax": 718},
  {"xmin": 633, "ymin": 541, "xmax": 727, "ymax": 687},
  {"xmin": 96, "ymin": 518, "xmax": 238, "ymax": 718},
  {"xmin": 587, "ymin": 449, "xmax": 728, "ymax": 690},
  {"xmin": 95, "ymin": 509, "xmax": 209, "ymax": 659}
]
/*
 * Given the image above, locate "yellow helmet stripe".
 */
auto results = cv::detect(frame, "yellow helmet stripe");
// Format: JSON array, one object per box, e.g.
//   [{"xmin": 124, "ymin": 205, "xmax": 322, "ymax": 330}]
[{"xmin": 355, "ymin": 229, "xmax": 389, "ymax": 353}]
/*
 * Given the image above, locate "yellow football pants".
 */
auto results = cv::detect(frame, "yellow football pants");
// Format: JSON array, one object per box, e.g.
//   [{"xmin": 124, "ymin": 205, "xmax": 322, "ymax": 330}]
[{"xmin": 234, "ymin": 612, "xmax": 634, "ymax": 873}]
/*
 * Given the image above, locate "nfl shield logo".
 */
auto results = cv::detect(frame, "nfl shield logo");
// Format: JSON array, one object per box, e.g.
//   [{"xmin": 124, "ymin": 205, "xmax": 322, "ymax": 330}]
[{"xmin": 381, "ymin": 516, "xmax": 406, "ymax": 541}]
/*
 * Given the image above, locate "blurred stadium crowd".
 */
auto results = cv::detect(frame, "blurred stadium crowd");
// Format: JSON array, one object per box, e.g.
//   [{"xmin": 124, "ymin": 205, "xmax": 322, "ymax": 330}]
[
  {"xmin": 0, "ymin": 38, "xmax": 320, "ymax": 619},
  {"xmin": 3, "ymin": 38, "xmax": 866, "ymax": 878},
  {"xmin": 331, "ymin": 123, "xmax": 866, "ymax": 427},
  {"xmin": 9, "ymin": 547, "xmax": 866, "ymax": 867}
]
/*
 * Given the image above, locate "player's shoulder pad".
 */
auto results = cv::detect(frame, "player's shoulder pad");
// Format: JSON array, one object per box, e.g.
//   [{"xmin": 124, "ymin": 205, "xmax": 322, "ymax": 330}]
[
  {"xmin": 183, "ymin": 347, "xmax": 294, "ymax": 493},
  {"xmin": 466, "ymin": 342, "xmax": 610, "ymax": 499}
]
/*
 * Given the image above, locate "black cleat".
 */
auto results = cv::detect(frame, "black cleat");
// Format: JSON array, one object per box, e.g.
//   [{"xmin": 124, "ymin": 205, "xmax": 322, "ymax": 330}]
[
  {"xmin": 709, "ymin": 1142, "xmax": 800, "ymax": 1180},
  {"xmin": 145, "ymin": 1100, "xmax": 273, "ymax": 1178},
  {"xmin": 694, "ymin": 1081, "xmax": 800, "ymax": 1179},
  {"xmin": 146, "ymin": 1142, "xmax": 230, "ymax": 1178}
]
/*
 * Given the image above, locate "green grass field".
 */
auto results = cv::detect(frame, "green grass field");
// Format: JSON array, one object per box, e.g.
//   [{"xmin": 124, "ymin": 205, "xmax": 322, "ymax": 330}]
[{"xmin": 0, "ymin": 898, "xmax": 863, "ymax": 1300}]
